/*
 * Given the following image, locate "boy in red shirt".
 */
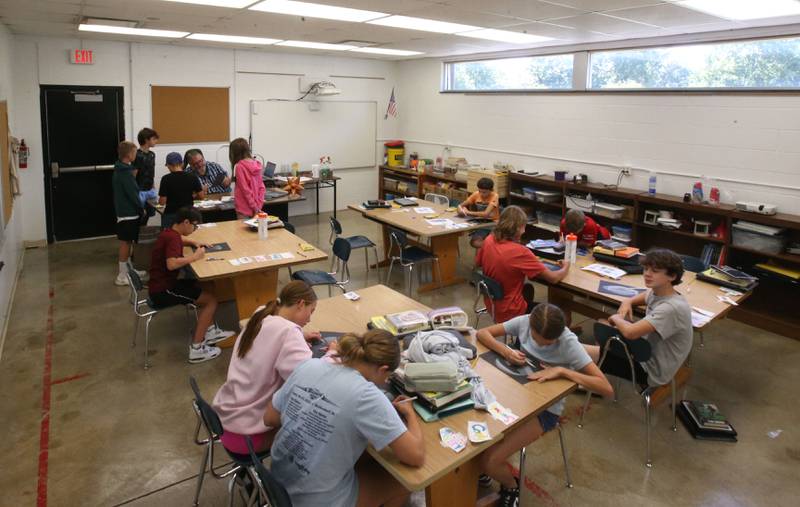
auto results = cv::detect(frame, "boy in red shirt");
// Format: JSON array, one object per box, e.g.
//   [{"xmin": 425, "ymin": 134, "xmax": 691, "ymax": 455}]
[
  {"xmin": 560, "ymin": 209, "xmax": 610, "ymax": 248},
  {"xmin": 149, "ymin": 207, "xmax": 233, "ymax": 364},
  {"xmin": 476, "ymin": 206, "xmax": 570, "ymax": 323}
]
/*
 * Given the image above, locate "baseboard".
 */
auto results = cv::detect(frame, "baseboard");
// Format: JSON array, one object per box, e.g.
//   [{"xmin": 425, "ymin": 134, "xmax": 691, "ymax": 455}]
[
  {"xmin": 23, "ymin": 239, "xmax": 47, "ymax": 249},
  {"xmin": 0, "ymin": 247, "xmax": 25, "ymax": 362}
]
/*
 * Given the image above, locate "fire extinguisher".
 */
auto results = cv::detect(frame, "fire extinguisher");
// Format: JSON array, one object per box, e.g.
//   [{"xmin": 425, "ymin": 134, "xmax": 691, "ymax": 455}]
[{"xmin": 19, "ymin": 139, "xmax": 29, "ymax": 169}]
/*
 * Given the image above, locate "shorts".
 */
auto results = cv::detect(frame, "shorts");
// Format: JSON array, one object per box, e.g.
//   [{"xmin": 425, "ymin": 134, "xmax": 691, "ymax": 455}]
[
  {"xmin": 538, "ymin": 410, "xmax": 560, "ymax": 433},
  {"xmin": 149, "ymin": 279, "xmax": 202, "ymax": 308},
  {"xmin": 220, "ymin": 430, "xmax": 269, "ymax": 456},
  {"xmin": 117, "ymin": 219, "xmax": 140, "ymax": 242}
]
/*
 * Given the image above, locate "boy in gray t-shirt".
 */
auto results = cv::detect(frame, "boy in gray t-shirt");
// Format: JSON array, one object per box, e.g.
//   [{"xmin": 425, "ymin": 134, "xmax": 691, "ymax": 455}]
[{"xmin": 584, "ymin": 249, "xmax": 693, "ymax": 388}]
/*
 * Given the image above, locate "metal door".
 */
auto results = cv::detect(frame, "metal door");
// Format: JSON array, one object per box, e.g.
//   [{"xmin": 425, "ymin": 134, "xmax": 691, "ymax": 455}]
[{"xmin": 41, "ymin": 85, "xmax": 124, "ymax": 242}]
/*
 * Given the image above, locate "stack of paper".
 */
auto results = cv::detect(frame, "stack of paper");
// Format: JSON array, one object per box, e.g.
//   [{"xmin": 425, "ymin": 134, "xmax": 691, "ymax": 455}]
[{"xmin": 582, "ymin": 263, "xmax": 627, "ymax": 280}]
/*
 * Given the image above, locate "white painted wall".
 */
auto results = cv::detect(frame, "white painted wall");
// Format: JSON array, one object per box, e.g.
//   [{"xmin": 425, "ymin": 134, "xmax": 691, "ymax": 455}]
[
  {"xmin": 396, "ymin": 58, "xmax": 800, "ymax": 214},
  {"xmin": 0, "ymin": 23, "xmax": 24, "ymax": 353},
  {"xmin": 10, "ymin": 35, "xmax": 398, "ymax": 243}
]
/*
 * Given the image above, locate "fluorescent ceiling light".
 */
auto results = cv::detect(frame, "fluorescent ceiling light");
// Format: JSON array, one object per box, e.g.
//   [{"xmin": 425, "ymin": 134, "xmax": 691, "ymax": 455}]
[
  {"xmin": 276, "ymin": 40, "xmax": 357, "ymax": 50},
  {"xmin": 458, "ymin": 29, "xmax": 553, "ymax": 44},
  {"xmin": 187, "ymin": 33, "xmax": 281, "ymax": 44},
  {"xmin": 162, "ymin": 0, "xmax": 256, "ymax": 7},
  {"xmin": 79, "ymin": 24, "xmax": 189, "ymax": 38},
  {"xmin": 349, "ymin": 47, "xmax": 423, "ymax": 56},
  {"xmin": 250, "ymin": 0, "xmax": 387, "ymax": 22},
  {"xmin": 678, "ymin": 0, "xmax": 800, "ymax": 20},
  {"xmin": 368, "ymin": 15, "xmax": 480, "ymax": 34}
]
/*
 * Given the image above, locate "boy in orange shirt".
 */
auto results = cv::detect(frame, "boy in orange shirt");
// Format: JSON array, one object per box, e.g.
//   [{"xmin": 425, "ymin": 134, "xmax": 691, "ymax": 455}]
[{"xmin": 459, "ymin": 177, "xmax": 500, "ymax": 248}]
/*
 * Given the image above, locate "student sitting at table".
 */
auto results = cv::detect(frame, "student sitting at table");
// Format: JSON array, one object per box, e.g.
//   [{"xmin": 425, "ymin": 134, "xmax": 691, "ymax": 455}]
[
  {"xmin": 476, "ymin": 303, "xmax": 613, "ymax": 506},
  {"xmin": 148, "ymin": 207, "xmax": 234, "ymax": 364},
  {"xmin": 477, "ymin": 205, "xmax": 570, "ymax": 323},
  {"xmin": 560, "ymin": 209, "xmax": 610, "ymax": 248},
  {"xmin": 583, "ymin": 248, "xmax": 692, "ymax": 390},
  {"xmin": 212, "ymin": 280, "xmax": 324, "ymax": 454},
  {"xmin": 158, "ymin": 152, "xmax": 204, "ymax": 229},
  {"xmin": 459, "ymin": 177, "xmax": 501, "ymax": 249},
  {"xmin": 265, "ymin": 329, "xmax": 424, "ymax": 507},
  {"xmin": 229, "ymin": 138, "xmax": 265, "ymax": 219},
  {"xmin": 185, "ymin": 148, "xmax": 233, "ymax": 194}
]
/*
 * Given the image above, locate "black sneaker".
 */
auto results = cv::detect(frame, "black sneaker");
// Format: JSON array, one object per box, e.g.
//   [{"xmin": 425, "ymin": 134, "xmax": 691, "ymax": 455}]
[
  {"xmin": 498, "ymin": 485, "xmax": 519, "ymax": 507},
  {"xmin": 478, "ymin": 474, "xmax": 492, "ymax": 488}
]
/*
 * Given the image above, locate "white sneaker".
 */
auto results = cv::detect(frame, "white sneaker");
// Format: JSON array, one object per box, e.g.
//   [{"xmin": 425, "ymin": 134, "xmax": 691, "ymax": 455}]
[
  {"xmin": 136, "ymin": 269, "xmax": 149, "ymax": 281},
  {"xmin": 203, "ymin": 324, "xmax": 235, "ymax": 345},
  {"xmin": 189, "ymin": 343, "xmax": 222, "ymax": 364},
  {"xmin": 115, "ymin": 274, "xmax": 129, "ymax": 286}
]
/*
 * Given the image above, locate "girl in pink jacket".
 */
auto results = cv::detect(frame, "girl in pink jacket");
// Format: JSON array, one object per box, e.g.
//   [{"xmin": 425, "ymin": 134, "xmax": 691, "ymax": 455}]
[
  {"xmin": 230, "ymin": 137, "xmax": 266, "ymax": 219},
  {"xmin": 212, "ymin": 281, "xmax": 325, "ymax": 454}
]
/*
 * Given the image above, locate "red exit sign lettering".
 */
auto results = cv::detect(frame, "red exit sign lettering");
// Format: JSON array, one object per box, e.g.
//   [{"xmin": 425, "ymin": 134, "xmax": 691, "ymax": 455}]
[{"xmin": 69, "ymin": 49, "xmax": 94, "ymax": 65}]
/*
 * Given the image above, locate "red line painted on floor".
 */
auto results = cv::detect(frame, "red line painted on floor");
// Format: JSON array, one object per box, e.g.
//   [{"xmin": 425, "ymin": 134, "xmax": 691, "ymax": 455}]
[
  {"xmin": 505, "ymin": 462, "xmax": 560, "ymax": 507},
  {"xmin": 37, "ymin": 287, "xmax": 55, "ymax": 507},
  {"xmin": 51, "ymin": 372, "xmax": 90, "ymax": 386}
]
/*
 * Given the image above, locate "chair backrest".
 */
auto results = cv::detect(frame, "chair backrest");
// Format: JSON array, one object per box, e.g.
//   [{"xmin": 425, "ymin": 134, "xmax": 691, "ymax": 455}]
[
  {"xmin": 246, "ymin": 437, "xmax": 293, "ymax": 507},
  {"xmin": 283, "ymin": 222, "xmax": 296, "ymax": 234},
  {"xmin": 127, "ymin": 263, "xmax": 145, "ymax": 292},
  {"xmin": 329, "ymin": 216, "xmax": 343, "ymax": 235},
  {"xmin": 425, "ymin": 193, "xmax": 449, "ymax": 206},
  {"xmin": 680, "ymin": 255, "xmax": 706, "ymax": 273},
  {"xmin": 593, "ymin": 322, "xmax": 651, "ymax": 363},
  {"xmin": 189, "ymin": 376, "xmax": 225, "ymax": 438},
  {"xmin": 475, "ymin": 273, "xmax": 504, "ymax": 300},
  {"xmin": 332, "ymin": 237, "xmax": 352, "ymax": 262}
]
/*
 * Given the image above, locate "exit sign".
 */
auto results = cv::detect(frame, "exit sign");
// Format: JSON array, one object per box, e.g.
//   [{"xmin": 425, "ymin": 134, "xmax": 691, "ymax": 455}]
[{"xmin": 69, "ymin": 49, "xmax": 94, "ymax": 65}]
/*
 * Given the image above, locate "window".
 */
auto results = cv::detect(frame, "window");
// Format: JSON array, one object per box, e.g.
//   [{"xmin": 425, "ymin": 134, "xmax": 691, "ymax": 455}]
[
  {"xmin": 589, "ymin": 36, "xmax": 800, "ymax": 90},
  {"xmin": 444, "ymin": 54, "xmax": 574, "ymax": 91}
]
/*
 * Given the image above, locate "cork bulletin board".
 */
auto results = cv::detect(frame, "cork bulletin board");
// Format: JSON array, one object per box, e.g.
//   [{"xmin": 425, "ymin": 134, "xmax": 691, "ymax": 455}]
[{"xmin": 151, "ymin": 86, "xmax": 230, "ymax": 143}]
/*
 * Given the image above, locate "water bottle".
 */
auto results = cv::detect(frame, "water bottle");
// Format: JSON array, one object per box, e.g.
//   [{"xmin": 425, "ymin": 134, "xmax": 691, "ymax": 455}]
[
  {"xmin": 565, "ymin": 233, "xmax": 577, "ymax": 264},
  {"xmin": 257, "ymin": 212, "xmax": 269, "ymax": 240},
  {"xmin": 648, "ymin": 172, "xmax": 657, "ymax": 196}
]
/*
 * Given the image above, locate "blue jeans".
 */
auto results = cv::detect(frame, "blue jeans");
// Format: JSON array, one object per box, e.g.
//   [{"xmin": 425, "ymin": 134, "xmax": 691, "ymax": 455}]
[{"xmin": 538, "ymin": 410, "xmax": 560, "ymax": 433}]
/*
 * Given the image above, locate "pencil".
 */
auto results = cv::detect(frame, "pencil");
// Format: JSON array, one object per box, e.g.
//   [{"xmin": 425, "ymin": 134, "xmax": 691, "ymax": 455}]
[
  {"xmin": 296, "ymin": 250, "xmax": 307, "ymax": 258},
  {"xmin": 396, "ymin": 396, "xmax": 418, "ymax": 404}
]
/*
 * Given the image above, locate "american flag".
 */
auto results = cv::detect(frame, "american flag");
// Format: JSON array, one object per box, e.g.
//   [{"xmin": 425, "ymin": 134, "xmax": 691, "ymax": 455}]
[{"xmin": 385, "ymin": 87, "xmax": 397, "ymax": 119}]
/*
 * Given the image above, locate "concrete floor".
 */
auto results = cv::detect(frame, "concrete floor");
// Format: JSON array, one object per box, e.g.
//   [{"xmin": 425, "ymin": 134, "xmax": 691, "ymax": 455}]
[{"xmin": 1, "ymin": 209, "xmax": 799, "ymax": 507}]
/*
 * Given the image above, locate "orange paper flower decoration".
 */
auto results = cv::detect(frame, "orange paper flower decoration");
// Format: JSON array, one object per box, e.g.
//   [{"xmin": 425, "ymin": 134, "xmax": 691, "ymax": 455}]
[{"xmin": 283, "ymin": 177, "xmax": 304, "ymax": 196}]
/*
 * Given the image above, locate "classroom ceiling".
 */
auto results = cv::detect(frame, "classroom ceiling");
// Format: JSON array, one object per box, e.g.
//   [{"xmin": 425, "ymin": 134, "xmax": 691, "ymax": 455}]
[{"xmin": 2, "ymin": 0, "xmax": 800, "ymax": 59}]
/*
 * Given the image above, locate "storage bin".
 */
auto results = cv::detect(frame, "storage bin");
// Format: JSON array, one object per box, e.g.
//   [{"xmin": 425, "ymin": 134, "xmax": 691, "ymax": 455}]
[
  {"xmin": 594, "ymin": 202, "xmax": 625, "ymax": 219},
  {"xmin": 611, "ymin": 225, "xmax": 632, "ymax": 241},
  {"xmin": 383, "ymin": 178, "xmax": 398, "ymax": 192},
  {"xmin": 536, "ymin": 210, "xmax": 562, "ymax": 226},
  {"xmin": 732, "ymin": 222, "xmax": 787, "ymax": 254},
  {"xmin": 535, "ymin": 190, "xmax": 561, "ymax": 203},
  {"xmin": 467, "ymin": 168, "xmax": 509, "ymax": 198},
  {"xmin": 565, "ymin": 194, "xmax": 595, "ymax": 212},
  {"xmin": 522, "ymin": 187, "xmax": 537, "ymax": 199}
]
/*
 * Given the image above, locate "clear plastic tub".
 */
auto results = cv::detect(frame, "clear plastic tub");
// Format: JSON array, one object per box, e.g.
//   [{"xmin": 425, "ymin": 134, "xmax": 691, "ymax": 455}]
[
  {"xmin": 732, "ymin": 223, "xmax": 786, "ymax": 254},
  {"xmin": 535, "ymin": 190, "xmax": 561, "ymax": 203},
  {"xmin": 594, "ymin": 202, "xmax": 625, "ymax": 219}
]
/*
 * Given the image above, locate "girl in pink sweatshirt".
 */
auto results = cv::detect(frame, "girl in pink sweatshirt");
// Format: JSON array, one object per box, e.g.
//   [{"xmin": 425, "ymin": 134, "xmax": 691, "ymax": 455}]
[
  {"xmin": 212, "ymin": 281, "xmax": 324, "ymax": 454},
  {"xmin": 229, "ymin": 137, "xmax": 266, "ymax": 219}
]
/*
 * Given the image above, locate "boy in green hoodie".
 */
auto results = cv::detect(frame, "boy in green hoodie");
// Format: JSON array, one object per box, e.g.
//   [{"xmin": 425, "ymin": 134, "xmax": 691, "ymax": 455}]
[{"xmin": 113, "ymin": 141, "xmax": 147, "ymax": 286}]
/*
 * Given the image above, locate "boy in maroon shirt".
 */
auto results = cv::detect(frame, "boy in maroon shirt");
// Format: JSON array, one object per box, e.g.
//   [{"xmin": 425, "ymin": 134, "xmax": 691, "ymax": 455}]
[{"xmin": 149, "ymin": 207, "xmax": 233, "ymax": 363}]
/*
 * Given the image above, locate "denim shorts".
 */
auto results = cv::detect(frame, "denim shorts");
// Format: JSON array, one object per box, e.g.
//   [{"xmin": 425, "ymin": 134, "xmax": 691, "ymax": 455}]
[{"xmin": 538, "ymin": 410, "xmax": 560, "ymax": 433}]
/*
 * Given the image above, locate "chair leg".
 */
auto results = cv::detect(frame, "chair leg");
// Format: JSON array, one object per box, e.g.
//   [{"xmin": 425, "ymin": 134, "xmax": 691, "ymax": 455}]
[
  {"xmin": 364, "ymin": 248, "xmax": 369, "ymax": 273},
  {"xmin": 671, "ymin": 380, "xmax": 678, "ymax": 432},
  {"xmin": 518, "ymin": 446, "xmax": 527, "ymax": 488},
  {"xmin": 131, "ymin": 314, "xmax": 140, "ymax": 349},
  {"xmin": 193, "ymin": 444, "xmax": 210, "ymax": 506},
  {"xmin": 406, "ymin": 265, "xmax": 413, "ymax": 295},
  {"xmin": 386, "ymin": 258, "xmax": 396, "ymax": 285},
  {"xmin": 557, "ymin": 425, "xmax": 574, "ymax": 488},
  {"xmin": 372, "ymin": 247, "xmax": 380, "ymax": 276},
  {"xmin": 327, "ymin": 284, "xmax": 332, "ymax": 298},
  {"xmin": 613, "ymin": 377, "xmax": 620, "ymax": 402},
  {"xmin": 577, "ymin": 391, "xmax": 592, "ymax": 429},
  {"xmin": 643, "ymin": 391, "xmax": 653, "ymax": 468},
  {"xmin": 699, "ymin": 330, "xmax": 705, "ymax": 348},
  {"xmin": 144, "ymin": 315, "xmax": 154, "ymax": 370},
  {"xmin": 434, "ymin": 258, "xmax": 443, "ymax": 289}
]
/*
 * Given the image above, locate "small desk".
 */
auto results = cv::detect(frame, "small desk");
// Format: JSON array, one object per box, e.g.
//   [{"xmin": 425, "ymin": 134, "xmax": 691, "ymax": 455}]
[
  {"xmin": 348, "ymin": 201, "xmax": 490, "ymax": 292},
  {"xmin": 267, "ymin": 176, "xmax": 341, "ymax": 218},
  {"xmin": 542, "ymin": 254, "xmax": 751, "ymax": 329},
  {"xmin": 308, "ymin": 285, "xmax": 575, "ymax": 507},
  {"xmin": 187, "ymin": 221, "xmax": 327, "ymax": 320}
]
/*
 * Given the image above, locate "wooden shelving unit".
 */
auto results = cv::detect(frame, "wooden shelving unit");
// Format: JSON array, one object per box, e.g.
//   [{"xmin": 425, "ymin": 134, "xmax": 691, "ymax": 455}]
[
  {"xmin": 504, "ymin": 172, "xmax": 800, "ymax": 339},
  {"xmin": 379, "ymin": 165, "xmax": 469, "ymax": 204}
]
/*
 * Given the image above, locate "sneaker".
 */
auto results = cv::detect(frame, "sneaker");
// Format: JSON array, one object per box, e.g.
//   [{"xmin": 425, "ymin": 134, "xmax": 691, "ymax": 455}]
[
  {"xmin": 478, "ymin": 474, "xmax": 493, "ymax": 488},
  {"xmin": 135, "ymin": 269, "xmax": 149, "ymax": 281},
  {"xmin": 203, "ymin": 324, "xmax": 235, "ymax": 345},
  {"xmin": 115, "ymin": 274, "xmax": 129, "ymax": 286},
  {"xmin": 189, "ymin": 343, "xmax": 221, "ymax": 364},
  {"xmin": 498, "ymin": 484, "xmax": 519, "ymax": 507}
]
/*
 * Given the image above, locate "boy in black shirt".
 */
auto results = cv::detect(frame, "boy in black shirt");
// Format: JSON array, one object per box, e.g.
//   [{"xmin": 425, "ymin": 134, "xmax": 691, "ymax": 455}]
[
  {"xmin": 135, "ymin": 128, "xmax": 159, "ymax": 222},
  {"xmin": 159, "ymin": 152, "xmax": 204, "ymax": 228}
]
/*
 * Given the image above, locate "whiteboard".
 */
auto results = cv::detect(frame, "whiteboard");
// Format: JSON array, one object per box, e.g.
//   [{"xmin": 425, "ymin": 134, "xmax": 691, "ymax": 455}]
[{"xmin": 250, "ymin": 100, "xmax": 377, "ymax": 170}]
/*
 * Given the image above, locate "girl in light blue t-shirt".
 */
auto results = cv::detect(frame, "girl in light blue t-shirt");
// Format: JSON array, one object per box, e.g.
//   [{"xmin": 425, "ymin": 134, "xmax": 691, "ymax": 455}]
[{"xmin": 264, "ymin": 329, "xmax": 425, "ymax": 507}]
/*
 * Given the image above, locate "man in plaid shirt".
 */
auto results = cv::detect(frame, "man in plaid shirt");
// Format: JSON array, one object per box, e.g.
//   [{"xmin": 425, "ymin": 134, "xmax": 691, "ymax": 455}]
[{"xmin": 185, "ymin": 149, "xmax": 232, "ymax": 194}]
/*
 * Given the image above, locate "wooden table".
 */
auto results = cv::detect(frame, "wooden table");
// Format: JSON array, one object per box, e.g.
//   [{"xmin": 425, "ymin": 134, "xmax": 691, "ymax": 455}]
[
  {"xmin": 307, "ymin": 284, "xmax": 575, "ymax": 506},
  {"xmin": 347, "ymin": 201, "xmax": 490, "ymax": 292},
  {"xmin": 542, "ymin": 254, "xmax": 751, "ymax": 329},
  {"xmin": 186, "ymin": 220, "xmax": 327, "ymax": 320}
]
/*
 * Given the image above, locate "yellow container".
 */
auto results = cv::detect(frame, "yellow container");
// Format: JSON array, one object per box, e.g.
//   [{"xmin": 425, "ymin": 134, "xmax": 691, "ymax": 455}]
[{"xmin": 386, "ymin": 147, "xmax": 404, "ymax": 167}]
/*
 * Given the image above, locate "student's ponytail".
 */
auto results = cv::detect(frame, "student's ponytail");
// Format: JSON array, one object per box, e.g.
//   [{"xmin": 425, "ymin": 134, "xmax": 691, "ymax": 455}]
[
  {"xmin": 338, "ymin": 329, "xmax": 401, "ymax": 371},
  {"xmin": 529, "ymin": 303, "xmax": 566, "ymax": 341},
  {"xmin": 237, "ymin": 280, "xmax": 317, "ymax": 359}
]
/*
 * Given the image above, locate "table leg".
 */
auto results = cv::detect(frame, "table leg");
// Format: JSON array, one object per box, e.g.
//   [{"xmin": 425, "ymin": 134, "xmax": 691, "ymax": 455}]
[
  {"xmin": 316, "ymin": 181, "xmax": 320, "ymax": 216},
  {"xmin": 372, "ymin": 225, "xmax": 392, "ymax": 268},
  {"xmin": 425, "ymin": 455, "xmax": 480, "ymax": 507},
  {"xmin": 418, "ymin": 233, "xmax": 464, "ymax": 293},
  {"xmin": 231, "ymin": 270, "xmax": 279, "ymax": 321},
  {"xmin": 333, "ymin": 179, "xmax": 337, "ymax": 219}
]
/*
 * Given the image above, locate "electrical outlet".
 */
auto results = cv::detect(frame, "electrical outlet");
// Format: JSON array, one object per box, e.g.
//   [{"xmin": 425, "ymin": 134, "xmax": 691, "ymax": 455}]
[{"xmin": 620, "ymin": 167, "xmax": 631, "ymax": 176}]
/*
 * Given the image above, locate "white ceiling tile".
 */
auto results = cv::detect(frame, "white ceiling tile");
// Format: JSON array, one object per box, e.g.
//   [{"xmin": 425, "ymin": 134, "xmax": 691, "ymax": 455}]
[
  {"xmin": 549, "ymin": 12, "xmax": 659, "ymax": 33},
  {"xmin": 542, "ymin": 0, "xmax": 666, "ymax": 11},
  {"xmin": 449, "ymin": 0, "xmax": 586, "ymax": 21},
  {"xmin": 605, "ymin": 2, "xmax": 722, "ymax": 27}
]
